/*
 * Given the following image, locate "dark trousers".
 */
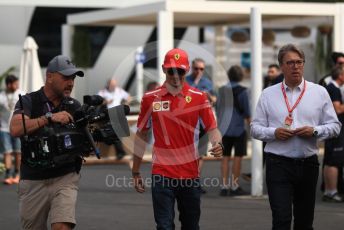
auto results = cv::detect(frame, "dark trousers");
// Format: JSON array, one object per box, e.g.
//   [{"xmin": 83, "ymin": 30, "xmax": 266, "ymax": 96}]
[
  {"xmin": 266, "ymin": 153, "xmax": 319, "ymax": 230},
  {"xmin": 151, "ymin": 175, "xmax": 201, "ymax": 230},
  {"xmin": 263, "ymin": 141, "xmax": 267, "ymax": 167}
]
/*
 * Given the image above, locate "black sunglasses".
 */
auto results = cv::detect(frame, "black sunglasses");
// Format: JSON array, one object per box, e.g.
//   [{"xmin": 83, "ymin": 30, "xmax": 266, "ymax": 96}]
[
  {"xmin": 193, "ymin": 67, "xmax": 204, "ymax": 71},
  {"xmin": 167, "ymin": 68, "xmax": 186, "ymax": 76}
]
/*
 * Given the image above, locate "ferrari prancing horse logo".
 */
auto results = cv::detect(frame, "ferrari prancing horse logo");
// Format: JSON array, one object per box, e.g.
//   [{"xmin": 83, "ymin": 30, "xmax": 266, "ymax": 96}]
[
  {"xmin": 185, "ymin": 96, "xmax": 192, "ymax": 103},
  {"xmin": 174, "ymin": 53, "xmax": 180, "ymax": 60}
]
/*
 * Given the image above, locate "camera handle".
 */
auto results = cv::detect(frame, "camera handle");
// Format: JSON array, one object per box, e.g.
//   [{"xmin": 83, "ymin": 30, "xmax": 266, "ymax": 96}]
[
  {"xmin": 19, "ymin": 94, "xmax": 37, "ymax": 160},
  {"xmin": 19, "ymin": 94, "xmax": 28, "ymax": 136},
  {"xmin": 83, "ymin": 127, "xmax": 100, "ymax": 159}
]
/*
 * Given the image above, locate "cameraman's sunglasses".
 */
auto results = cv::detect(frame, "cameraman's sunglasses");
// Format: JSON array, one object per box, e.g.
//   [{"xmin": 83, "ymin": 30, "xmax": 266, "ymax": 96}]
[{"xmin": 166, "ymin": 68, "xmax": 186, "ymax": 76}]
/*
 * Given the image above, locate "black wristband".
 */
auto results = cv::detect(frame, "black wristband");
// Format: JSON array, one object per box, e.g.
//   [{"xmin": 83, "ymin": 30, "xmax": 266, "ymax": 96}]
[{"xmin": 132, "ymin": 172, "xmax": 140, "ymax": 177}]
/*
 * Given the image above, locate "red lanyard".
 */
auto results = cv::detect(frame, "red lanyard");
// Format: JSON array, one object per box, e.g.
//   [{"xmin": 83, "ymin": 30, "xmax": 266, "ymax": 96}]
[{"xmin": 281, "ymin": 80, "xmax": 306, "ymax": 116}]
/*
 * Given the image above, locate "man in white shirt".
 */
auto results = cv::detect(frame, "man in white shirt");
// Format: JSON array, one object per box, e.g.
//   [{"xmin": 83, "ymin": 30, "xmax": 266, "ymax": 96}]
[
  {"xmin": 0, "ymin": 75, "xmax": 25, "ymax": 184},
  {"xmin": 98, "ymin": 79, "xmax": 131, "ymax": 108},
  {"xmin": 98, "ymin": 78, "xmax": 131, "ymax": 160},
  {"xmin": 251, "ymin": 44, "xmax": 341, "ymax": 230}
]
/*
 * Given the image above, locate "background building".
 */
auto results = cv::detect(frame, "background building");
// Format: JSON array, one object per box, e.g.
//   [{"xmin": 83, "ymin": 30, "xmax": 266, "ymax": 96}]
[{"xmin": 0, "ymin": 0, "xmax": 337, "ymax": 103}]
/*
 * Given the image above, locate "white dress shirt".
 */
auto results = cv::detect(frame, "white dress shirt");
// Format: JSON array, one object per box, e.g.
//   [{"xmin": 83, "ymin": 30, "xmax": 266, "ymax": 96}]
[
  {"xmin": 251, "ymin": 79, "xmax": 341, "ymax": 158},
  {"xmin": 98, "ymin": 87, "xmax": 129, "ymax": 108}
]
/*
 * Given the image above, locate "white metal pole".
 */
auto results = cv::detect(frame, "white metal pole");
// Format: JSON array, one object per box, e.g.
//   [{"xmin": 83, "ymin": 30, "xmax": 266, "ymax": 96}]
[
  {"xmin": 136, "ymin": 46, "xmax": 144, "ymax": 102},
  {"xmin": 62, "ymin": 24, "xmax": 74, "ymax": 57},
  {"xmin": 214, "ymin": 25, "xmax": 228, "ymax": 87},
  {"xmin": 250, "ymin": 7, "xmax": 263, "ymax": 197},
  {"xmin": 62, "ymin": 24, "xmax": 77, "ymax": 98},
  {"xmin": 157, "ymin": 11, "xmax": 174, "ymax": 85}
]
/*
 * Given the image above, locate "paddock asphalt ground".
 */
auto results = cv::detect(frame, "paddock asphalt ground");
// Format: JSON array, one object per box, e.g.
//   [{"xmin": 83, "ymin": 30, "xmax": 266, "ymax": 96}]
[{"xmin": 1, "ymin": 156, "xmax": 344, "ymax": 230}]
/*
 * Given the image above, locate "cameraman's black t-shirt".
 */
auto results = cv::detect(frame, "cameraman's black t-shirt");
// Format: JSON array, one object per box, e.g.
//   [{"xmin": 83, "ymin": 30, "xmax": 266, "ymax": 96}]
[{"xmin": 13, "ymin": 87, "xmax": 81, "ymax": 180}]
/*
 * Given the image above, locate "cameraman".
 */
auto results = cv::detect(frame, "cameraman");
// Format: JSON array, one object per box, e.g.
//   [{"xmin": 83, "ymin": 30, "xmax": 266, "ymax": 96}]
[{"xmin": 10, "ymin": 55, "xmax": 84, "ymax": 230}]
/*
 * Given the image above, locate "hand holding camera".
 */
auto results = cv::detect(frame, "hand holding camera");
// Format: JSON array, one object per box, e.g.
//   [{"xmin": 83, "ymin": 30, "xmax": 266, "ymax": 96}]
[{"xmin": 49, "ymin": 111, "xmax": 74, "ymax": 125}]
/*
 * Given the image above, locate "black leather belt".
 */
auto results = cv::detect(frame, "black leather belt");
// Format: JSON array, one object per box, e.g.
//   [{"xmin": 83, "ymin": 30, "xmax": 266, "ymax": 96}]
[{"xmin": 266, "ymin": 152, "xmax": 318, "ymax": 163}]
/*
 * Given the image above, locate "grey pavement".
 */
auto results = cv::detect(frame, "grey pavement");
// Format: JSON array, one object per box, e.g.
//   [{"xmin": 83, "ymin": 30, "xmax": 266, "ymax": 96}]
[{"xmin": 1, "ymin": 159, "xmax": 344, "ymax": 230}]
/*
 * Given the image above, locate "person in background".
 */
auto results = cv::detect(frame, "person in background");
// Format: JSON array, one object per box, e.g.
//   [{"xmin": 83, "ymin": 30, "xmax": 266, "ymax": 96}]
[
  {"xmin": 98, "ymin": 78, "xmax": 131, "ymax": 160},
  {"xmin": 319, "ymin": 51, "xmax": 344, "ymax": 194},
  {"xmin": 0, "ymin": 75, "xmax": 25, "ymax": 184},
  {"xmin": 251, "ymin": 44, "xmax": 341, "ymax": 229},
  {"xmin": 216, "ymin": 65, "xmax": 250, "ymax": 196},
  {"xmin": 323, "ymin": 66, "xmax": 344, "ymax": 202},
  {"xmin": 186, "ymin": 58, "xmax": 217, "ymax": 194},
  {"xmin": 319, "ymin": 52, "xmax": 344, "ymax": 87},
  {"xmin": 146, "ymin": 81, "xmax": 160, "ymax": 92},
  {"xmin": 264, "ymin": 64, "xmax": 283, "ymax": 88}
]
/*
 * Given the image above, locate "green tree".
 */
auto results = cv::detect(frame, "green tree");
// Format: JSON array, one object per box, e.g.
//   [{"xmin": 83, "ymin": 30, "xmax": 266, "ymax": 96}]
[{"xmin": 72, "ymin": 26, "xmax": 91, "ymax": 68}]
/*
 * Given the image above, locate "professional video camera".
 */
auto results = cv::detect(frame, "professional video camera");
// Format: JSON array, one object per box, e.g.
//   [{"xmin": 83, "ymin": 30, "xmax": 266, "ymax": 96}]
[
  {"xmin": 20, "ymin": 94, "xmax": 130, "ymax": 169},
  {"xmin": 71, "ymin": 95, "xmax": 131, "ymax": 158}
]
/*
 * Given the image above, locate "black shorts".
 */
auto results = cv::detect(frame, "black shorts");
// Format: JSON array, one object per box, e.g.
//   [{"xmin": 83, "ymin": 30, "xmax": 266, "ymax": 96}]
[
  {"xmin": 222, "ymin": 132, "xmax": 247, "ymax": 157},
  {"xmin": 324, "ymin": 140, "xmax": 344, "ymax": 167}
]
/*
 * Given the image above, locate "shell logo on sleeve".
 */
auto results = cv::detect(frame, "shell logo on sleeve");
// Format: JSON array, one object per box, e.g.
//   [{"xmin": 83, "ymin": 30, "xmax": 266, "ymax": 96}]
[{"xmin": 153, "ymin": 102, "xmax": 162, "ymax": 112}]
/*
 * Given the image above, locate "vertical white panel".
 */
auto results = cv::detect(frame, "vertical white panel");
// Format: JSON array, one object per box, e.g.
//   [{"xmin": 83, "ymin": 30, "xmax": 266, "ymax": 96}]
[
  {"xmin": 157, "ymin": 11, "xmax": 173, "ymax": 85},
  {"xmin": 62, "ymin": 24, "xmax": 74, "ymax": 58},
  {"xmin": 136, "ymin": 46, "xmax": 144, "ymax": 101},
  {"xmin": 250, "ymin": 7, "xmax": 263, "ymax": 197},
  {"xmin": 334, "ymin": 4, "xmax": 344, "ymax": 52},
  {"xmin": 214, "ymin": 25, "xmax": 228, "ymax": 86}
]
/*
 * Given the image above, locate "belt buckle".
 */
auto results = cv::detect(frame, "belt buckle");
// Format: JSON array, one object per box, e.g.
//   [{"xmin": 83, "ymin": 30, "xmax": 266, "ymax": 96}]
[{"xmin": 294, "ymin": 158, "xmax": 305, "ymax": 163}]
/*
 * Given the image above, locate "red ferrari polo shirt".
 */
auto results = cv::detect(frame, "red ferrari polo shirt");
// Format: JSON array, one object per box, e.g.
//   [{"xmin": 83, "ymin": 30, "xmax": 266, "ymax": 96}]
[{"xmin": 137, "ymin": 83, "xmax": 217, "ymax": 179}]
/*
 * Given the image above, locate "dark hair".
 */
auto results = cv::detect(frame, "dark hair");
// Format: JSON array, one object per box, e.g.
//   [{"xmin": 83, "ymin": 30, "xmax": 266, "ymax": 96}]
[
  {"xmin": 227, "ymin": 65, "xmax": 244, "ymax": 82},
  {"xmin": 331, "ymin": 52, "xmax": 344, "ymax": 64},
  {"xmin": 277, "ymin": 44, "xmax": 305, "ymax": 65},
  {"xmin": 331, "ymin": 66, "xmax": 344, "ymax": 80},
  {"xmin": 192, "ymin": 58, "xmax": 205, "ymax": 66},
  {"xmin": 268, "ymin": 64, "xmax": 280, "ymax": 69},
  {"xmin": 5, "ymin": 74, "xmax": 18, "ymax": 85},
  {"xmin": 146, "ymin": 81, "xmax": 159, "ymax": 91}
]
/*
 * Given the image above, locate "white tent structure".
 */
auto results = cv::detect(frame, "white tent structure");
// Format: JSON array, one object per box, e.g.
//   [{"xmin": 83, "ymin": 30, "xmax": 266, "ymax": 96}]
[
  {"xmin": 19, "ymin": 36, "xmax": 44, "ymax": 93},
  {"xmin": 62, "ymin": 0, "xmax": 344, "ymax": 196}
]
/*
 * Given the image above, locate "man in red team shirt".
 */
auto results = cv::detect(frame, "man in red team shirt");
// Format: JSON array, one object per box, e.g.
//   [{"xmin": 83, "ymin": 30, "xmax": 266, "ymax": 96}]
[{"xmin": 132, "ymin": 48, "xmax": 223, "ymax": 229}]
